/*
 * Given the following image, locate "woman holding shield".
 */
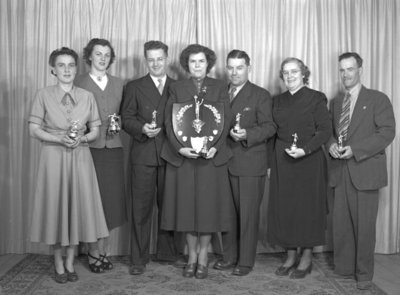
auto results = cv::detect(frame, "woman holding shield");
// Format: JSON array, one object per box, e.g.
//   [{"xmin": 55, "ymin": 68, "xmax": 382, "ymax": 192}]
[{"xmin": 160, "ymin": 44, "xmax": 233, "ymax": 279}]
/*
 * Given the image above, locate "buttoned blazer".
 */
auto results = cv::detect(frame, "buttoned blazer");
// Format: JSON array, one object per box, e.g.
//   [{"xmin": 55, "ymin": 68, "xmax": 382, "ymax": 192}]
[
  {"xmin": 327, "ymin": 86, "xmax": 395, "ymax": 190},
  {"xmin": 228, "ymin": 81, "xmax": 276, "ymax": 176},
  {"xmin": 74, "ymin": 73, "xmax": 124, "ymax": 148},
  {"xmin": 121, "ymin": 74, "xmax": 175, "ymax": 166},
  {"xmin": 161, "ymin": 76, "xmax": 232, "ymax": 167}
]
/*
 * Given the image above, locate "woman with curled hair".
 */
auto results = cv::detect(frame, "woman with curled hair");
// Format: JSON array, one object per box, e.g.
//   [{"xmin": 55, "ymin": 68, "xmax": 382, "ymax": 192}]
[
  {"xmin": 160, "ymin": 44, "xmax": 233, "ymax": 279},
  {"xmin": 75, "ymin": 38, "xmax": 127, "ymax": 273},
  {"xmin": 267, "ymin": 57, "xmax": 331, "ymax": 279},
  {"xmin": 29, "ymin": 47, "xmax": 109, "ymax": 283}
]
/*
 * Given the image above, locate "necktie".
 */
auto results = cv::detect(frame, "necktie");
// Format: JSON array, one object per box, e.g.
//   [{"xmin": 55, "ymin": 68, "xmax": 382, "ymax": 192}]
[
  {"xmin": 229, "ymin": 87, "xmax": 237, "ymax": 102},
  {"xmin": 337, "ymin": 92, "xmax": 351, "ymax": 140},
  {"xmin": 61, "ymin": 93, "xmax": 75, "ymax": 106},
  {"xmin": 157, "ymin": 78, "xmax": 164, "ymax": 95}
]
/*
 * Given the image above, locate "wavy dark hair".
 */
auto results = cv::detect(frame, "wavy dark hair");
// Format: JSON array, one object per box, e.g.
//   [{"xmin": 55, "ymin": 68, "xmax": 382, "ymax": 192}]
[
  {"xmin": 179, "ymin": 44, "xmax": 216, "ymax": 74},
  {"xmin": 83, "ymin": 38, "xmax": 116, "ymax": 68},
  {"xmin": 144, "ymin": 40, "xmax": 168, "ymax": 58},
  {"xmin": 226, "ymin": 49, "xmax": 250, "ymax": 66},
  {"xmin": 279, "ymin": 57, "xmax": 310, "ymax": 85},
  {"xmin": 48, "ymin": 47, "xmax": 78, "ymax": 76},
  {"xmin": 339, "ymin": 52, "xmax": 363, "ymax": 67}
]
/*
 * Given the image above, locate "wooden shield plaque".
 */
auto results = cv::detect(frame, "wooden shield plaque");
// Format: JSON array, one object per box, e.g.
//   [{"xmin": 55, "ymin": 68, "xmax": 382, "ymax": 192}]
[{"xmin": 172, "ymin": 99, "xmax": 224, "ymax": 153}]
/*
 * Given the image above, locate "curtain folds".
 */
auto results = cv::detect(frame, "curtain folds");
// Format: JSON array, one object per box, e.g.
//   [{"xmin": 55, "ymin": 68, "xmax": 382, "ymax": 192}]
[{"xmin": 1, "ymin": 0, "xmax": 398, "ymax": 254}]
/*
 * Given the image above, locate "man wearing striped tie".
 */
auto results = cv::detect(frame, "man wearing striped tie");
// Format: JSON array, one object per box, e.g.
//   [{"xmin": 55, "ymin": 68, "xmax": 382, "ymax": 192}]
[{"xmin": 327, "ymin": 52, "xmax": 395, "ymax": 290}]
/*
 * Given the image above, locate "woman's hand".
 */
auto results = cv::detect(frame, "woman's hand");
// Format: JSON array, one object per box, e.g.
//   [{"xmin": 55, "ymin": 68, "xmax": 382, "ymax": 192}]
[
  {"xmin": 205, "ymin": 147, "xmax": 217, "ymax": 159},
  {"xmin": 284, "ymin": 147, "xmax": 306, "ymax": 159},
  {"xmin": 179, "ymin": 147, "xmax": 200, "ymax": 159},
  {"xmin": 61, "ymin": 135, "xmax": 80, "ymax": 149}
]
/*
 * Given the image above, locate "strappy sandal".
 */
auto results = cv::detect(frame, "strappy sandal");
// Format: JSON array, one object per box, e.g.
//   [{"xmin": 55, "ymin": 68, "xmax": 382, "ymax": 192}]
[
  {"xmin": 87, "ymin": 252, "xmax": 104, "ymax": 273},
  {"xmin": 100, "ymin": 254, "xmax": 113, "ymax": 270}
]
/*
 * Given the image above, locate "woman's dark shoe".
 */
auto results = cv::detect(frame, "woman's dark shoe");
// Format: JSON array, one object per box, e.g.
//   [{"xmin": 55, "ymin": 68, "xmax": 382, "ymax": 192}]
[
  {"xmin": 275, "ymin": 264, "xmax": 296, "ymax": 276},
  {"xmin": 195, "ymin": 264, "xmax": 208, "ymax": 279},
  {"xmin": 100, "ymin": 254, "xmax": 113, "ymax": 270},
  {"xmin": 87, "ymin": 252, "xmax": 104, "ymax": 273},
  {"xmin": 289, "ymin": 263, "xmax": 312, "ymax": 279},
  {"xmin": 64, "ymin": 266, "xmax": 79, "ymax": 282},
  {"xmin": 54, "ymin": 269, "xmax": 68, "ymax": 284},
  {"xmin": 183, "ymin": 263, "xmax": 197, "ymax": 278}
]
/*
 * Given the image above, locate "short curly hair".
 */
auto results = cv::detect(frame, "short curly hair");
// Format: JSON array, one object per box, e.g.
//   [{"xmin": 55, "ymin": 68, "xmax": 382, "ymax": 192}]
[
  {"xmin": 279, "ymin": 57, "xmax": 310, "ymax": 85},
  {"xmin": 179, "ymin": 44, "xmax": 217, "ymax": 74},
  {"xmin": 83, "ymin": 38, "xmax": 116, "ymax": 68},
  {"xmin": 48, "ymin": 47, "xmax": 78, "ymax": 67}
]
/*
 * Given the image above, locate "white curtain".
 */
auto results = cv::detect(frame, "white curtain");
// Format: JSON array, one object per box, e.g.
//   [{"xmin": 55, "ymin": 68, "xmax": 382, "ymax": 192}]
[{"xmin": 1, "ymin": 0, "xmax": 399, "ymax": 254}]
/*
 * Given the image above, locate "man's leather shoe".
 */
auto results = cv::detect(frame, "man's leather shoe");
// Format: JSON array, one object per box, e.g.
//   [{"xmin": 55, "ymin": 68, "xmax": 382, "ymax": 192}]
[
  {"xmin": 357, "ymin": 281, "xmax": 372, "ymax": 290},
  {"xmin": 213, "ymin": 259, "xmax": 235, "ymax": 270},
  {"xmin": 129, "ymin": 264, "xmax": 145, "ymax": 275},
  {"xmin": 195, "ymin": 264, "xmax": 208, "ymax": 279},
  {"xmin": 232, "ymin": 266, "xmax": 252, "ymax": 276},
  {"xmin": 329, "ymin": 272, "xmax": 353, "ymax": 280},
  {"xmin": 183, "ymin": 263, "xmax": 196, "ymax": 278}
]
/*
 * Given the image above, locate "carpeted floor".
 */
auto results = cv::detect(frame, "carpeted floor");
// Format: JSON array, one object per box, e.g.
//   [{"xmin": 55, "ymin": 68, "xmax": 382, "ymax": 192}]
[{"xmin": 0, "ymin": 252, "xmax": 386, "ymax": 295}]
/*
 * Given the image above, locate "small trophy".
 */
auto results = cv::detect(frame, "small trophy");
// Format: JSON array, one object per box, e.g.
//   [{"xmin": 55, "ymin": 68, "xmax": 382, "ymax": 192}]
[
  {"xmin": 150, "ymin": 110, "xmax": 157, "ymax": 129},
  {"xmin": 67, "ymin": 120, "xmax": 80, "ymax": 140},
  {"xmin": 199, "ymin": 136, "xmax": 209, "ymax": 158},
  {"xmin": 290, "ymin": 133, "xmax": 298, "ymax": 151},
  {"xmin": 233, "ymin": 113, "xmax": 241, "ymax": 133},
  {"xmin": 107, "ymin": 113, "xmax": 121, "ymax": 135},
  {"xmin": 338, "ymin": 135, "xmax": 343, "ymax": 149}
]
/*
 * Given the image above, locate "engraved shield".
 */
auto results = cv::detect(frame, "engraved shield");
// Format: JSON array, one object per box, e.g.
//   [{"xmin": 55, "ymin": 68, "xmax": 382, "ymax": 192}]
[{"xmin": 172, "ymin": 100, "xmax": 224, "ymax": 153}]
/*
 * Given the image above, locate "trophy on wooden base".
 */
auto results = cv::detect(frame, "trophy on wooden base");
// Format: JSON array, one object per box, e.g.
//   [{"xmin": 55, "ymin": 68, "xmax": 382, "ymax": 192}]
[
  {"xmin": 233, "ymin": 113, "xmax": 241, "ymax": 133},
  {"xmin": 67, "ymin": 120, "xmax": 80, "ymax": 140},
  {"xmin": 107, "ymin": 113, "xmax": 121, "ymax": 135},
  {"xmin": 290, "ymin": 133, "xmax": 298, "ymax": 151},
  {"xmin": 149, "ymin": 110, "xmax": 158, "ymax": 129}
]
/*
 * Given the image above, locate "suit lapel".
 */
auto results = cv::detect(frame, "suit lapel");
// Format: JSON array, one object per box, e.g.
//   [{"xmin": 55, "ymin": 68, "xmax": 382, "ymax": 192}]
[
  {"xmin": 231, "ymin": 81, "xmax": 251, "ymax": 113},
  {"xmin": 347, "ymin": 86, "xmax": 368, "ymax": 139},
  {"xmin": 333, "ymin": 95, "xmax": 344, "ymax": 134},
  {"xmin": 141, "ymin": 74, "xmax": 161, "ymax": 108}
]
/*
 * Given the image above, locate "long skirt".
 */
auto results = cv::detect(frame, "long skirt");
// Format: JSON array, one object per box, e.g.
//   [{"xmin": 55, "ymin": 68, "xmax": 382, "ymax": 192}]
[
  {"xmin": 90, "ymin": 147, "xmax": 127, "ymax": 230},
  {"xmin": 30, "ymin": 143, "xmax": 109, "ymax": 246},
  {"xmin": 161, "ymin": 158, "xmax": 233, "ymax": 233}
]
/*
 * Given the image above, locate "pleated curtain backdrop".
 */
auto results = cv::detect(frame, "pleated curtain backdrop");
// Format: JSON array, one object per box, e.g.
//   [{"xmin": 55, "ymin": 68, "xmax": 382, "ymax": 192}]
[{"xmin": 0, "ymin": 0, "xmax": 399, "ymax": 255}]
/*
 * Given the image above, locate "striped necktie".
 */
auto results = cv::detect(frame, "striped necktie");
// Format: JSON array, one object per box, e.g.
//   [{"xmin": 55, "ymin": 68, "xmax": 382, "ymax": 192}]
[
  {"xmin": 157, "ymin": 78, "xmax": 164, "ymax": 95},
  {"xmin": 229, "ymin": 87, "xmax": 237, "ymax": 102},
  {"xmin": 337, "ymin": 92, "xmax": 351, "ymax": 140}
]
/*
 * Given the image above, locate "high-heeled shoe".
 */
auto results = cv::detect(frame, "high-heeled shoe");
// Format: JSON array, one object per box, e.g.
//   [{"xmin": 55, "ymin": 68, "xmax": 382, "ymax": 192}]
[
  {"xmin": 64, "ymin": 265, "xmax": 79, "ymax": 282},
  {"xmin": 275, "ymin": 264, "xmax": 296, "ymax": 276},
  {"xmin": 183, "ymin": 263, "xmax": 197, "ymax": 278},
  {"xmin": 87, "ymin": 252, "xmax": 104, "ymax": 273},
  {"xmin": 100, "ymin": 254, "xmax": 113, "ymax": 270},
  {"xmin": 54, "ymin": 269, "xmax": 68, "ymax": 284},
  {"xmin": 195, "ymin": 264, "xmax": 208, "ymax": 279},
  {"xmin": 289, "ymin": 263, "xmax": 312, "ymax": 279}
]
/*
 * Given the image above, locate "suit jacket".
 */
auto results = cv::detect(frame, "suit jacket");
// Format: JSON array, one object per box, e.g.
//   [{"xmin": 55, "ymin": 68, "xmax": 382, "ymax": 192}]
[
  {"xmin": 327, "ymin": 85, "xmax": 395, "ymax": 190},
  {"xmin": 161, "ymin": 77, "xmax": 232, "ymax": 167},
  {"xmin": 121, "ymin": 74, "xmax": 175, "ymax": 166},
  {"xmin": 228, "ymin": 81, "xmax": 276, "ymax": 176},
  {"xmin": 74, "ymin": 73, "xmax": 124, "ymax": 148}
]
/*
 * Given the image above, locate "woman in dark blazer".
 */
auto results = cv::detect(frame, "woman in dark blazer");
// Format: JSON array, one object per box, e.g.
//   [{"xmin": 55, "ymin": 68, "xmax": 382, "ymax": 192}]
[
  {"xmin": 161, "ymin": 44, "xmax": 233, "ymax": 279},
  {"xmin": 267, "ymin": 57, "xmax": 331, "ymax": 279},
  {"xmin": 75, "ymin": 38, "xmax": 127, "ymax": 273}
]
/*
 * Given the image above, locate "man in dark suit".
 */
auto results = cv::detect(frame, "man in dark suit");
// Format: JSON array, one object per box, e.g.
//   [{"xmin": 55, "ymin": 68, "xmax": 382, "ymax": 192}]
[
  {"xmin": 327, "ymin": 52, "xmax": 395, "ymax": 290},
  {"xmin": 213, "ymin": 50, "xmax": 276, "ymax": 276},
  {"xmin": 121, "ymin": 41, "xmax": 179, "ymax": 275}
]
